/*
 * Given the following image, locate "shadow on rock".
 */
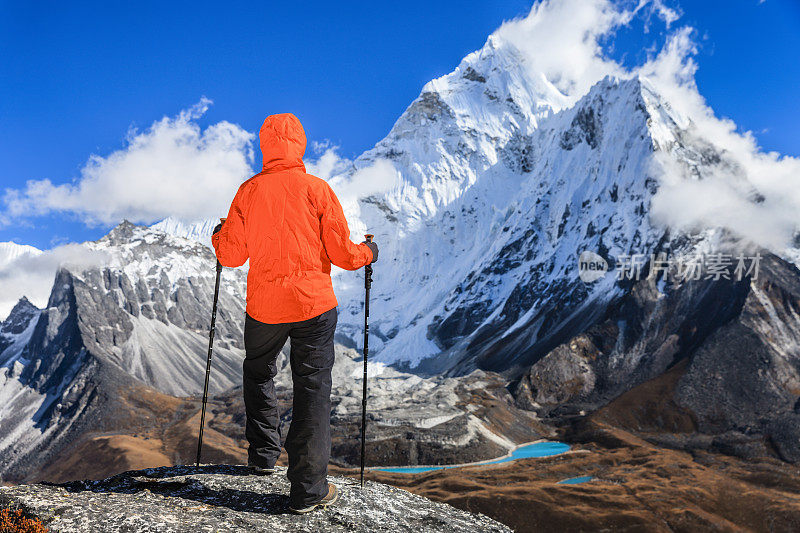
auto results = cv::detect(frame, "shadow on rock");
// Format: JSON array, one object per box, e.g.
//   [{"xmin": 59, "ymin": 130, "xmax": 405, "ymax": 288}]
[{"xmin": 55, "ymin": 465, "xmax": 291, "ymax": 515}]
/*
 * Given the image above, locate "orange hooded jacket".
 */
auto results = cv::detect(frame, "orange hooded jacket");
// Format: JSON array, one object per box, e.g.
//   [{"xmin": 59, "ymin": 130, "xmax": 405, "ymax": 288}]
[{"xmin": 212, "ymin": 113, "xmax": 373, "ymax": 324}]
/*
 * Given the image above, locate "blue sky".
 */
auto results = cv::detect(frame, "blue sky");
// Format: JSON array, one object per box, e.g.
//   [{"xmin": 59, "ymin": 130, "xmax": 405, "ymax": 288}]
[{"xmin": 1, "ymin": 0, "xmax": 798, "ymax": 249}]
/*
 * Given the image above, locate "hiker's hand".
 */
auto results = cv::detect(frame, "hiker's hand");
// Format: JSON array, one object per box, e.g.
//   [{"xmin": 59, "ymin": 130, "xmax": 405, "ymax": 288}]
[
  {"xmin": 213, "ymin": 217, "xmax": 226, "ymax": 236},
  {"xmin": 362, "ymin": 240, "xmax": 378, "ymax": 263}
]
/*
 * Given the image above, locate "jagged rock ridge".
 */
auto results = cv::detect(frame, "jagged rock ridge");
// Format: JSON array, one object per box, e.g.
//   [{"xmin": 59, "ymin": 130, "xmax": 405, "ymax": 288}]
[{"xmin": 0, "ymin": 223, "xmax": 249, "ymax": 481}]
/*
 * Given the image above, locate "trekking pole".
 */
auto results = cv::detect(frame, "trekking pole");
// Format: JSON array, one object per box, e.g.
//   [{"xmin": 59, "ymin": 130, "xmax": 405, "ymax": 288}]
[
  {"xmin": 359, "ymin": 234, "xmax": 374, "ymax": 488},
  {"xmin": 196, "ymin": 218, "xmax": 226, "ymax": 467}
]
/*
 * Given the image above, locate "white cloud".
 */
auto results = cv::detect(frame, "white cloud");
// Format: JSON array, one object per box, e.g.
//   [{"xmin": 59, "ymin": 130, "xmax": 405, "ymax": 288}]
[
  {"xmin": 305, "ymin": 144, "xmax": 399, "ymax": 206},
  {"xmin": 0, "ymin": 244, "xmax": 110, "ymax": 319},
  {"xmin": 304, "ymin": 144, "xmax": 399, "ymax": 228},
  {"xmin": 304, "ymin": 142, "xmax": 353, "ymax": 180},
  {"xmin": 329, "ymin": 160, "xmax": 399, "ymax": 205},
  {"xmin": 495, "ymin": 0, "xmax": 633, "ymax": 102},
  {"xmin": 497, "ymin": 0, "xmax": 799, "ymax": 254},
  {"xmin": 2, "ymin": 98, "xmax": 254, "ymax": 226},
  {"xmin": 650, "ymin": 153, "xmax": 800, "ymax": 251},
  {"xmin": 494, "ymin": 0, "xmax": 685, "ymax": 103},
  {"xmin": 638, "ymin": 27, "xmax": 800, "ymax": 253},
  {"xmin": 636, "ymin": 0, "xmax": 681, "ymax": 29}
]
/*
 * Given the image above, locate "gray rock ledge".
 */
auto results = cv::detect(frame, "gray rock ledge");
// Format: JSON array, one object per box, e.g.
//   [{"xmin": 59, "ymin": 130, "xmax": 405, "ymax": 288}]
[{"xmin": 0, "ymin": 464, "xmax": 510, "ymax": 532}]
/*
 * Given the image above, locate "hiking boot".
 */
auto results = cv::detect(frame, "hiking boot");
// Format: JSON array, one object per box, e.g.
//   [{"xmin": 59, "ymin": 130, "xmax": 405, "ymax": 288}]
[
  {"xmin": 247, "ymin": 462, "xmax": 275, "ymax": 475},
  {"xmin": 289, "ymin": 483, "xmax": 339, "ymax": 514}
]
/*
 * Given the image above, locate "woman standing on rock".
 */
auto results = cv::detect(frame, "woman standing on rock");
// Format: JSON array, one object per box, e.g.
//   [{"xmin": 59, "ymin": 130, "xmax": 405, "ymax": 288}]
[{"xmin": 212, "ymin": 113, "xmax": 378, "ymax": 514}]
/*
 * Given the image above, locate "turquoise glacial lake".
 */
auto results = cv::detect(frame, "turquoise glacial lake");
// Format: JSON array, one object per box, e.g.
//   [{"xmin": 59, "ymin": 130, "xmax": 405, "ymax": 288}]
[
  {"xmin": 556, "ymin": 476, "xmax": 594, "ymax": 484},
  {"xmin": 373, "ymin": 441, "xmax": 571, "ymax": 474}
]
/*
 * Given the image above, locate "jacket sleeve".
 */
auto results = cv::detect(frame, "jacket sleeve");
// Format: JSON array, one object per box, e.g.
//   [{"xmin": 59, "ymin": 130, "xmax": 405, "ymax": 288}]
[
  {"xmin": 318, "ymin": 182, "xmax": 373, "ymax": 270},
  {"xmin": 212, "ymin": 183, "xmax": 249, "ymax": 267}
]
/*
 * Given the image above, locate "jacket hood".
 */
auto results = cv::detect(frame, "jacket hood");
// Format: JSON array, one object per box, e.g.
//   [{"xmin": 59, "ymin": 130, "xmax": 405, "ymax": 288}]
[{"xmin": 259, "ymin": 113, "xmax": 307, "ymax": 172}]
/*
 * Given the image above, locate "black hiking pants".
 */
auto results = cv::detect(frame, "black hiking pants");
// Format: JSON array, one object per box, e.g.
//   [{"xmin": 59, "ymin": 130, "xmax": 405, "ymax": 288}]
[{"xmin": 242, "ymin": 307, "xmax": 337, "ymax": 507}]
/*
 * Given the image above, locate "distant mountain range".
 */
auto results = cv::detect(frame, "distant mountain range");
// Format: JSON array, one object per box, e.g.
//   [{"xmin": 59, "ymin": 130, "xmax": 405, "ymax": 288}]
[{"xmin": 2, "ymin": 24, "xmax": 800, "ymax": 482}]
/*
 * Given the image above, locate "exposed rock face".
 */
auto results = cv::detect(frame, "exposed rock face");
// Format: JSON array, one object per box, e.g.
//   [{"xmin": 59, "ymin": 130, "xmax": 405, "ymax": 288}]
[
  {"xmin": 83, "ymin": 221, "xmax": 247, "ymax": 396},
  {"xmin": 0, "ymin": 465, "xmax": 510, "ymax": 532},
  {"xmin": 0, "ymin": 223, "xmax": 249, "ymax": 481},
  {"xmin": 514, "ymin": 337, "xmax": 598, "ymax": 411},
  {"xmin": 0, "ymin": 297, "xmax": 40, "ymax": 372},
  {"xmin": 514, "ymin": 246, "xmax": 800, "ymax": 462},
  {"xmin": 0, "ymin": 298, "xmax": 39, "ymax": 346}
]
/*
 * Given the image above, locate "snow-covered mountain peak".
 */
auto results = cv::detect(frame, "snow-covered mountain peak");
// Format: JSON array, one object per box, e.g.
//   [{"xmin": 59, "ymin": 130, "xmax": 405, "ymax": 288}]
[
  {"xmin": 353, "ymin": 51, "xmax": 669, "ymax": 235},
  {"xmin": 93, "ymin": 220, "xmax": 210, "ymax": 263},
  {"xmin": 351, "ymin": 35, "xmax": 579, "ymax": 230},
  {"xmin": 0, "ymin": 241, "xmax": 43, "ymax": 269},
  {"xmin": 83, "ymin": 220, "xmax": 244, "ymax": 300},
  {"xmin": 434, "ymin": 32, "xmax": 570, "ymax": 122},
  {"xmin": 151, "ymin": 216, "xmax": 217, "ymax": 245},
  {"xmin": 323, "ymin": 66, "xmax": 676, "ymax": 369}
]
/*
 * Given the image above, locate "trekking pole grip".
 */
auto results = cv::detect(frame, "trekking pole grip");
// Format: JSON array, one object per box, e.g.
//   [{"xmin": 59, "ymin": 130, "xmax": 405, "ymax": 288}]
[
  {"xmin": 216, "ymin": 219, "xmax": 226, "ymax": 272},
  {"xmin": 364, "ymin": 234, "xmax": 374, "ymax": 289}
]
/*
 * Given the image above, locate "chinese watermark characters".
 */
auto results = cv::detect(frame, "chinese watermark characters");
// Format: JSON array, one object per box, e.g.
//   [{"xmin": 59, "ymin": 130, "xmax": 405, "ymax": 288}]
[{"xmin": 579, "ymin": 251, "xmax": 762, "ymax": 283}]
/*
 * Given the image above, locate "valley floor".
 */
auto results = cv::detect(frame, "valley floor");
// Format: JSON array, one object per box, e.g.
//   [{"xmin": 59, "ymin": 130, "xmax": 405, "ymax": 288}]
[
  {"xmin": 6, "ymin": 366, "xmax": 800, "ymax": 532},
  {"xmin": 11, "ymin": 415, "xmax": 800, "ymax": 531},
  {"xmin": 350, "ymin": 421, "xmax": 800, "ymax": 532}
]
